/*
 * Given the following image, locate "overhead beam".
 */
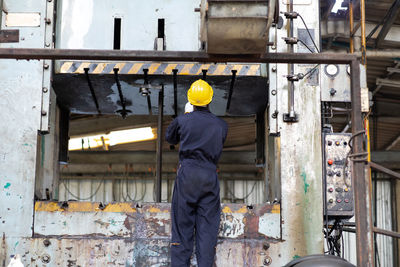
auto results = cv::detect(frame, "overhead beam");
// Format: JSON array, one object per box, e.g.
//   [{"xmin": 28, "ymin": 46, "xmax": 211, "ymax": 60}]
[
  {"xmin": 386, "ymin": 67, "xmax": 400, "ymax": 73},
  {"xmin": 0, "ymin": 48, "xmax": 357, "ymax": 64},
  {"xmin": 372, "ymin": 151, "xmax": 400, "ymax": 165},
  {"xmin": 375, "ymin": 0, "xmax": 400, "ymax": 48},
  {"xmin": 68, "ymin": 151, "xmax": 256, "ymax": 165},
  {"xmin": 376, "ymin": 78, "xmax": 400, "ymax": 88},
  {"xmin": 61, "ymin": 163, "xmax": 261, "ymax": 174},
  {"xmin": 385, "ymin": 134, "xmax": 400, "ymax": 151},
  {"xmin": 370, "ymin": 162, "xmax": 400, "ymax": 180}
]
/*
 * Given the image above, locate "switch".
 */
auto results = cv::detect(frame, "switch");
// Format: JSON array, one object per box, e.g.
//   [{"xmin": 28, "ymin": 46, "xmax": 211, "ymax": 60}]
[
  {"xmin": 328, "ymin": 188, "xmax": 334, "ymax": 192},
  {"xmin": 344, "ymin": 188, "xmax": 349, "ymax": 192},
  {"xmin": 328, "ymin": 141, "xmax": 332, "ymax": 146},
  {"xmin": 335, "ymin": 187, "xmax": 343, "ymax": 192},
  {"xmin": 329, "ymin": 199, "xmax": 334, "ymax": 203},
  {"xmin": 337, "ymin": 199, "xmax": 342, "ymax": 203},
  {"xmin": 336, "ymin": 171, "xmax": 341, "ymax": 177},
  {"xmin": 328, "ymin": 159, "xmax": 333, "ymax": 165},
  {"xmin": 344, "ymin": 199, "xmax": 349, "ymax": 203},
  {"xmin": 335, "ymin": 141, "xmax": 340, "ymax": 146},
  {"xmin": 327, "ymin": 171, "xmax": 334, "ymax": 176}
]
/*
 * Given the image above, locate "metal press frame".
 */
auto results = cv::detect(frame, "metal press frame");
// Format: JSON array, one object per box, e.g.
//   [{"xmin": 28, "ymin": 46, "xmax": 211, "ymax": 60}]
[{"xmin": 0, "ymin": 48, "xmax": 373, "ymax": 266}]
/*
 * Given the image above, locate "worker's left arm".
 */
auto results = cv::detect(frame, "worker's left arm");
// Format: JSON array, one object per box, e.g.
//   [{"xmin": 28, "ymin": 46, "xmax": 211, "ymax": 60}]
[{"xmin": 165, "ymin": 118, "xmax": 180, "ymax": 145}]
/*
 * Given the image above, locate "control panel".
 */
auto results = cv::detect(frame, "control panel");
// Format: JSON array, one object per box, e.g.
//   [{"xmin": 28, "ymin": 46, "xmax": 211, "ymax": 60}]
[{"xmin": 323, "ymin": 133, "xmax": 353, "ymax": 217}]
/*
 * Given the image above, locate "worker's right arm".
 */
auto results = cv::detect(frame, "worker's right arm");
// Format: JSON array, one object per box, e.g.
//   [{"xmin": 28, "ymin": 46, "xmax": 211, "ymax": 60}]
[{"xmin": 165, "ymin": 118, "xmax": 180, "ymax": 145}]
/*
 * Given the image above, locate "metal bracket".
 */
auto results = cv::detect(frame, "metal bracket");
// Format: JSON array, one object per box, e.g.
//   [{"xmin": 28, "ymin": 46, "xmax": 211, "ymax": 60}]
[
  {"xmin": 40, "ymin": 0, "xmax": 55, "ymax": 132},
  {"xmin": 0, "ymin": 30, "xmax": 19, "ymax": 43},
  {"xmin": 283, "ymin": 113, "xmax": 298, "ymax": 122}
]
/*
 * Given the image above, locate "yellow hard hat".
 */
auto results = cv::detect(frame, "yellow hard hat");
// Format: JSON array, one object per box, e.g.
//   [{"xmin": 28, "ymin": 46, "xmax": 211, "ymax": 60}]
[{"xmin": 187, "ymin": 79, "xmax": 213, "ymax": 106}]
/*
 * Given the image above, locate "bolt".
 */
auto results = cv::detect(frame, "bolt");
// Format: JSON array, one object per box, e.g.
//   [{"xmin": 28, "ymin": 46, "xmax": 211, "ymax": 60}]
[
  {"xmin": 271, "ymin": 66, "xmax": 277, "ymax": 72},
  {"xmin": 271, "ymin": 110, "xmax": 278, "ymax": 119},
  {"xmin": 43, "ymin": 63, "xmax": 49, "ymax": 69},
  {"xmin": 45, "ymin": 42, "xmax": 50, "ymax": 47},
  {"xmin": 330, "ymin": 88, "xmax": 337, "ymax": 96},
  {"xmin": 43, "ymin": 87, "xmax": 48, "ymax": 93},
  {"xmin": 41, "ymin": 254, "xmax": 51, "ymax": 263},
  {"xmin": 41, "ymin": 111, "xmax": 47, "ymax": 116},
  {"xmin": 45, "ymin": 18, "xmax": 51, "ymax": 24},
  {"xmin": 47, "ymin": 0, "xmax": 52, "ymax": 2},
  {"xmin": 271, "ymin": 90, "xmax": 276, "ymax": 96},
  {"xmin": 43, "ymin": 239, "xmax": 51, "ymax": 247},
  {"xmin": 271, "ymin": 45, "xmax": 276, "ymax": 50},
  {"xmin": 263, "ymin": 256, "xmax": 272, "ymax": 266}
]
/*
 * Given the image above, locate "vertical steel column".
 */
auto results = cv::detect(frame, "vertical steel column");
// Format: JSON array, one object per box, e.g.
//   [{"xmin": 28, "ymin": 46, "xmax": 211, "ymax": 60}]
[
  {"xmin": 156, "ymin": 85, "xmax": 164, "ymax": 202},
  {"xmin": 351, "ymin": 60, "xmax": 374, "ymax": 267}
]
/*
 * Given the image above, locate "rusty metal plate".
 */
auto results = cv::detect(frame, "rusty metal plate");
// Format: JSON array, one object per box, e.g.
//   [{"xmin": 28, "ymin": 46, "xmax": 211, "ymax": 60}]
[
  {"xmin": 4, "ymin": 237, "xmax": 286, "ymax": 266},
  {"xmin": 0, "ymin": 30, "xmax": 19, "ymax": 43},
  {"xmin": 34, "ymin": 202, "xmax": 281, "ymax": 240}
]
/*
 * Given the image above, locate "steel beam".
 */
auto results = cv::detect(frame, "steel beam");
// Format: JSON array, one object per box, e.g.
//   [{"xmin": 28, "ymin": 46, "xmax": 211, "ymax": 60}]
[
  {"xmin": 156, "ymin": 86, "xmax": 164, "ymax": 202},
  {"xmin": 0, "ymin": 48, "xmax": 357, "ymax": 64},
  {"xmin": 385, "ymin": 134, "xmax": 400, "ymax": 151},
  {"xmin": 375, "ymin": 0, "xmax": 400, "ymax": 48},
  {"xmin": 67, "ymin": 151, "xmax": 255, "ymax": 165},
  {"xmin": 350, "ymin": 60, "xmax": 374, "ymax": 267},
  {"xmin": 369, "ymin": 162, "xmax": 400, "ymax": 180},
  {"xmin": 376, "ymin": 78, "xmax": 400, "ymax": 88}
]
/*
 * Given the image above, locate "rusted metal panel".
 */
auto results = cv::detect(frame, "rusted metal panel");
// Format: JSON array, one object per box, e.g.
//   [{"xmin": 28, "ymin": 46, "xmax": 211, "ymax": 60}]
[
  {"xmin": 34, "ymin": 202, "xmax": 281, "ymax": 240},
  {"xmin": 2, "ymin": 237, "xmax": 287, "ymax": 266}
]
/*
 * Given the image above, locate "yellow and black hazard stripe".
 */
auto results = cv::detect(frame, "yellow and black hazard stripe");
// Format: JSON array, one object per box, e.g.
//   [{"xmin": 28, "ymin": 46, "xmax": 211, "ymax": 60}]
[{"xmin": 57, "ymin": 61, "xmax": 261, "ymax": 76}]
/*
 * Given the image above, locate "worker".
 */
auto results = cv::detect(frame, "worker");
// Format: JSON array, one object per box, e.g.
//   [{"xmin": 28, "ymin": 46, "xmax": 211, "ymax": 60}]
[{"xmin": 166, "ymin": 79, "xmax": 228, "ymax": 267}]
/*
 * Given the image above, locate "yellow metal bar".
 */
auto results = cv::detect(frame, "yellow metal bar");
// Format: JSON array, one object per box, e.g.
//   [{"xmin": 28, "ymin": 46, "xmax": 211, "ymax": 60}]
[
  {"xmin": 349, "ymin": 1, "xmax": 354, "ymax": 53},
  {"xmin": 360, "ymin": 0, "xmax": 366, "ymax": 65}
]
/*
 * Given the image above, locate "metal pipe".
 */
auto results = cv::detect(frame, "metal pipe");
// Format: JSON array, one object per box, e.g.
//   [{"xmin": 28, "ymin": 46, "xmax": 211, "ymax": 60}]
[
  {"xmin": 84, "ymin": 68, "xmax": 101, "ymax": 115},
  {"xmin": 202, "ymin": 69, "xmax": 207, "ymax": 80},
  {"xmin": 156, "ymin": 85, "xmax": 164, "ymax": 202},
  {"xmin": 0, "ymin": 48, "xmax": 358, "ymax": 64},
  {"xmin": 226, "ymin": 70, "xmax": 237, "ymax": 111},
  {"xmin": 369, "ymin": 162, "xmax": 400, "ymax": 180},
  {"xmin": 283, "ymin": 0, "xmax": 298, "ymax": 122},
  {"xmin": 288, "ymin": 0, "xmax": 295, "ymax": 119},
  {"xmin": 360, "ymin": 0, "xmax": 366, "ymax": 64},
  {"xmin": 113, "ymin": 68, "xmax": 130, "ymax": 119},
  {"xmin": 349, "ymin": 0, "xmax": 354, "ymax": 53},
  {"xmin": 173, "ymin": 69, "xmax": 178, "ymax": 116},
  {"xmin": 143, "ymin": 69, "xmax": 152, "ymax": 116},
  {"xmin": 350, "ymin": 60, "xmax": 374, "ymax": 267}
]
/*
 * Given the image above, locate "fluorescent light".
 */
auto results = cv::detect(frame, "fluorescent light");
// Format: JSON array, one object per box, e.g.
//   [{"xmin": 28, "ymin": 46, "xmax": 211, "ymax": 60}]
[
  {"xmin": 332, "ymin": 0, "xmax": 346, "ymax": 13},
  {"xmin": 69, "ymin": 127, "xmax": 156, "ymax": 151}
]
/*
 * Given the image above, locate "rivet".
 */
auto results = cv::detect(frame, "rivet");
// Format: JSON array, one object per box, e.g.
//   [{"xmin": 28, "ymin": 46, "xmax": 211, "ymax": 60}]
[
  {"xmin": 41, "ymin": 111, "xmax": 47, "ymax": 116},
  {"xmin": 43, "ymin": 239, "xmax": 51, "ymax": 247},
  {"xmin": 45, "ymin": 43, "xmax": 50, "ymax": 47},
  {"xmin": 271, "ymin": 66, "xmax": 277, "ymax": 72},
  {"xmin": 45, "ymin": 18, "xmax": 51, "ymax": 24},
  {"xmin": 43, "ymin": 87, "xmax": 48, "ymax": 93},
  {"xmin": 43, "ymin": 63, "xmax": 49, "ymax": 69},
  {"xmin": 271, "ymin": 46, "xmax": 276, "ymax": 50},
  {"xmin": 263, "ymin": 256, "xmax": 272, "ymax": 266},
  {"xmin": 271, "ymin": 90, "xmax": 276, "ymax": 96}
]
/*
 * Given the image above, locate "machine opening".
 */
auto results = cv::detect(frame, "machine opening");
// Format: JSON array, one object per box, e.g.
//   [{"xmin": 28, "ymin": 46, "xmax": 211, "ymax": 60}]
[{"xmin": 113, "ymin": 18, "xmax": 122, "ymax": 50}]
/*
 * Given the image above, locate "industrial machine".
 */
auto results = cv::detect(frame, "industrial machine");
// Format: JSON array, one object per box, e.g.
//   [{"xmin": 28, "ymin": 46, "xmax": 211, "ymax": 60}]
[{"xmin": 0, "ymin": 0, "xmax": 370, "ymax": 266}]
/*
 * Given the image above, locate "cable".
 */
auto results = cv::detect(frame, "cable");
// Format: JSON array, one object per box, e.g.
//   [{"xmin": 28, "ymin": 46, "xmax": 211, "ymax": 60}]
[
  {"xmin": 61, "ymin": 179, "xmax": 104, "ymax": 201},
  {"xmin": 225, "ymin": 180, "xmax": 258, "ymax": 202},
  {"xmin": 298, "ymin": 39, "xmax": 315, "ymax": 53},
  {"xmin": 298, "ymin": 14, "xmax": 320, "ymax": 53}
]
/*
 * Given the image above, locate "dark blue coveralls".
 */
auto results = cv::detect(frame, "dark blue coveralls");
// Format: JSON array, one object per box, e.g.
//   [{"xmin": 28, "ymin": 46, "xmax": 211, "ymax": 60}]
[{"xmin": 165, "ymin": 107, "xmax": 228, "ymax": 267}]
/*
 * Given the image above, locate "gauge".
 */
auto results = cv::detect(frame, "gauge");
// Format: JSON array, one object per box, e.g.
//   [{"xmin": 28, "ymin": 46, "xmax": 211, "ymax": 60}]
[{"xmin": 324, "ymin": 64, "xmax": 339, "ymax": 78}]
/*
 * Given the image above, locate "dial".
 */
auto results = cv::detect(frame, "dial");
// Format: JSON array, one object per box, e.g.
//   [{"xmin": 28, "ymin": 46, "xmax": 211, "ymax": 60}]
[{"xmin": 324, "ymin": 64, "xmax": 339, "ymax": 78}]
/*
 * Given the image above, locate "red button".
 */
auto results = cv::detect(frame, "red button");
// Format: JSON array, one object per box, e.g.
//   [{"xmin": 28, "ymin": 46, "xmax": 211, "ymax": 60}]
[
  {"xmin": 328, "ymin": 188, "xmax": 334, "ymax": 192},
  {"xmin": 337, "ymin": 199, "xmax": 342, "ymax": 203},
  {"xmin": 344, "ymin": 199, "xmax": 349, "ymax": 203},
  {"xmin": 328, "ymin": 159, "xmax": 333, "ymax": 165}
]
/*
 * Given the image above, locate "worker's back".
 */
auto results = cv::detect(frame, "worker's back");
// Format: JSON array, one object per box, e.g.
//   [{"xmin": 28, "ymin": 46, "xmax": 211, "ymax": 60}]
[{"xmin": 166, "ymin": 106, "xmax": 228, "ymax": 167}]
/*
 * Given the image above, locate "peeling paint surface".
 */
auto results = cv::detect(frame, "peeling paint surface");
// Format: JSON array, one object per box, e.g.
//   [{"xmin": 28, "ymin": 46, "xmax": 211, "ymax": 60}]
[{"xmin": 34, "ymin": 202, "xmax": 281, "ymax": 240}]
